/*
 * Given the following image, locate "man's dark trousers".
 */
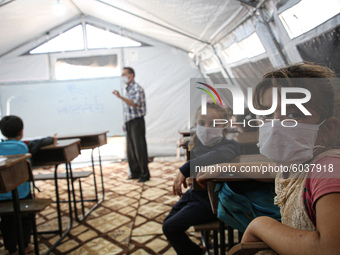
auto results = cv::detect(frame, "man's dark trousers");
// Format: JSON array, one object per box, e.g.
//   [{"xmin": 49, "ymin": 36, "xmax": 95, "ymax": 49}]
[{"xmin": 126, "ymin": 116, "xmax": 150, "ymax": 180}]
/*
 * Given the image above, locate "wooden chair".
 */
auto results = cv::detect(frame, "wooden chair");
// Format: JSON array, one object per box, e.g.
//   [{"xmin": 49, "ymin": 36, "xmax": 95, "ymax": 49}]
[
  {"xmin": 34, "ymin": 169, "xmax": 93, "ymax": 223},
  {"xmin": 194, "ymin": 219, "xmax": 239, "ymax": 255},
  {"xmin": 0, "ymin": 160, "xmax": 52, "ymax": 255},
  {"xmin": 192, "ymin": 174, "xmax": 239, "ymax": 254}
]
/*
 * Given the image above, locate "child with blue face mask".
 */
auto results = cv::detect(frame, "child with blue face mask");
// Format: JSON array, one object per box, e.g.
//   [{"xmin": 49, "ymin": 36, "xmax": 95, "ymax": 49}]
[
  {"xmin": 216, "ymin": 62, "xmax": 340, "ymax": 254},
  {"xmin": 163, "ymin": 102, "xmax": 241, "ymax": 255}
]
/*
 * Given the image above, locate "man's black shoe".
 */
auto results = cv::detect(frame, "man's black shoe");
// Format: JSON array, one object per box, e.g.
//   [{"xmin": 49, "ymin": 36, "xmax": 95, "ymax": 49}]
[
  {"xmin": 127, "ymin": 176, "xmax": 139, "ymax": 180},
  {"xmin": 137, "ymin": 178, "xmax": 149, "ymax": 183}
]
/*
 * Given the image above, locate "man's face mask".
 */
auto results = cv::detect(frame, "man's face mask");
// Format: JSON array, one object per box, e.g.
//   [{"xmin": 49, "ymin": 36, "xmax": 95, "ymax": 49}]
[{"xmin": 121, "ymin": 76, "xmax": 129, "ymax": 84}]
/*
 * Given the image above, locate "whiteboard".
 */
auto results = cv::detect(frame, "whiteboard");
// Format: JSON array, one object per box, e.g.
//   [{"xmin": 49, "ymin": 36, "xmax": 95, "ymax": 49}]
[{"xmin": 0, "ymin": 77, "xmax": 124, "ymax": 138}]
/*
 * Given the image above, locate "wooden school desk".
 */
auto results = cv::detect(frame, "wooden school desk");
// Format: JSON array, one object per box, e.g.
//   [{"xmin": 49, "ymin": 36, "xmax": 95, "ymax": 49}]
[
  {"xmin": 202, "ymin": 154, "xmax": 272, "ymax": 214},
  {"xmin": 178, "ymin": 129, "xmax": 192, "ymax": 160},
  {"xmin": 58, "ymin": 131, "xmax": 108, "ymax": 221},
  {"xmin": 194, "ymin": 154, "xmax": 273, "ymax": 254},
  {"xmin": 32, "ymin": 139, "xmax": 81, "ymax": 254},
  {"xmin": 180, "ymin": 130, "xmax": 259, "ymax": 161},
  {"xmin": 0, "ymin": 154, "xmax": 31, "ymax": 255},
  {"xmin": 226, "ymin": 131, "xmax": 259, "ymax": 154}
]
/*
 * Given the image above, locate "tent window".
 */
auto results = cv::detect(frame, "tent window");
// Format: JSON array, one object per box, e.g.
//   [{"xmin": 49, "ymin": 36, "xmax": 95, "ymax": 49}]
[
  {"xmin": 86, "ymin": 25, "xmax": 141, "ymax": 49},
  {"xmin": 30, "ymin": 25, "xmax": 84, "ymax": 54},
  {"xmin": 221, "ymin": 33, "xmax": 265, "ymax": 64},
  {"xmin": 200, "ymin": 57, "xmax": 220, "ymax": 72},
  {"xmin": 279, "ymin": 0, "xmax": 340, "ymax": 39},
  {"xmin": 297, "ymin": 25, "xmax": 340, "ymax": 76},
  {"xmin": 29, "ymin": 24, "xmax": 142, "ymax": 54},
  {"xmin": 55, "ymin": 55, "xmax": 119, "ymax": 80},
  {"xmin": 206, "ymin": 72, "xmax": 227, "ymax": 85}
]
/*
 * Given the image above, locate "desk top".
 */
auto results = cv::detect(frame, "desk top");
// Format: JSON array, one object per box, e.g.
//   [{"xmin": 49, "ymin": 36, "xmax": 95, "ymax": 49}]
[
  {"xmin": 0, "ymin": 154, "xmax": 31, "ymax": 193},
  {"xmin": 231, "ymin": 154, "xmax": 270, "ymax": 163},
  {"xmin": 0, "ymin": 154, "xmax": 31, "ymax": 169},
  {"xmin": 39, "ymin": 139, "xmax": 81, "ymax": 150},
  {"xmin": 33, "ymin": 139, "xmax": 81, "ymax": 166},
  {"xmin": 59, "ymin": 131, "xmax": 109, "ymax": 139},
  {"xmin": 227, "ymin": 131, "xmax": 259, "ymax": 145},
  {"xmin": 58, "ymin": 131, "xmax": 108, "ymax": 150},
  {"xmin": 178, "ymin": 130, "xmax": 192, "ymax": 137}
]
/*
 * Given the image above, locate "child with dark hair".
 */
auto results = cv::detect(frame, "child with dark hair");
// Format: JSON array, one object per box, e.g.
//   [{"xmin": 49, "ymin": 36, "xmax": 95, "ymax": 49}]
[{"xmin": 0, "ymin": 115, "xmax": 56, "ymax": 255}]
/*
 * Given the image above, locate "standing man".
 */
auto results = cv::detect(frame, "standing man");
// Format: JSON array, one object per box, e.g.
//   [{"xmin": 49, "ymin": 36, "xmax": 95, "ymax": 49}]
[{"xmin": 113, "ymin": 67, "xmax": 150, "ymax": 182}]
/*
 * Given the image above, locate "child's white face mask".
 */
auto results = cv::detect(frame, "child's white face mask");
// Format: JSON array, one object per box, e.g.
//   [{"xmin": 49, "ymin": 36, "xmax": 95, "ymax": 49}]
[
  {"xmin": 257, "ymin": 120, "xmax": 325, "ymax": 164},
  {"xmin": 196, "ymin": 125, "xmax": 224, "ymax": 147}
]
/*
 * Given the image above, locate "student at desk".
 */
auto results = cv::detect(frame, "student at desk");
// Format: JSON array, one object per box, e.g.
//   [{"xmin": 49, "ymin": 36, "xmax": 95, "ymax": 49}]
[
  {"xmin": 0, "ymin": 115, "xmax": 56, "ymax": 255},
  {"xmin": 198, "ymin": 62, "xmax": 340, "ymax": 254},
  {"xmin": 242, "ymin": 63, "xmax": 340, "ymax": 254},
  {"xmin": 163, "ymin": 102, "xmax": 241, "ymax": 255}
]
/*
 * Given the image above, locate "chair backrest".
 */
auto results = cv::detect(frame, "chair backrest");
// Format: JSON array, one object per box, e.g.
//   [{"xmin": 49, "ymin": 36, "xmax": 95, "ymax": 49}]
[
  {"xmin": 0, "ymin": 140, "xmax": 31, "ymax": 200},
  {"xmin": 0, "ymin": 139, "xmax": 29, "ymax": 155}
]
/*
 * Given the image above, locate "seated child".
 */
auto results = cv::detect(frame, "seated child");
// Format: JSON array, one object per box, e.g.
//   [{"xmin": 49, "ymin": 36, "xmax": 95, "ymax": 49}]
[
  {"xmin": 238, "ymin": 62, "xmax": 340, "ymax": 254},
  {"xmin": 0, "ymin": 115, "xmax": 56, "ymax": 255},
  {"xmin": 163, "ymin": 102, "xmax": 241, "ymax": 255}
]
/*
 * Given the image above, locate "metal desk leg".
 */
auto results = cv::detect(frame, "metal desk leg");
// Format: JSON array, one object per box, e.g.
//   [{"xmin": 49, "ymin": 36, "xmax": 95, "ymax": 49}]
[
  {"xmin": 11, "ymin": 188, "xmax": 25, "ymax": 255},
  {"xmin": 213, "ymin": 230, "xmax": 218, "ymax": 254},
  {"xmin": 219, "ymin": 220, "xmax": 225, "ymax": 254},
  {"xmin": 227, "ymin": 225, "xmax": 234, "ymax": 250},
  {"xmin": 73, "ymin": 147, "xmax": 105, "ymax": 222},
  {"xmin": 44, "ymin": 163, "xmax": 73, "ymax": 255}
]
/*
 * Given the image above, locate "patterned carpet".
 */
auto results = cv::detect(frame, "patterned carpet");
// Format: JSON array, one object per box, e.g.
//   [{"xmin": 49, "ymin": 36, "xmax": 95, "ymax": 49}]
[{"xmin": 0, "ymin": 159, "xmax": 203, "ymax": 255}]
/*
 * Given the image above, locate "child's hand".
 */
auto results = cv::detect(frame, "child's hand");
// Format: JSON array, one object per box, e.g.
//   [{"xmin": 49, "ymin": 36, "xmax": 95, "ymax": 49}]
[
  {"xmin": 53, "ymin": 133, "xmax": 58, "ymax": 144},
  {"xmin": 173, "ymin": 171, "xmax": 187, "ymax": 197},
  {"xmin": 179, "ymin": 138, "xmax": 189, "ymax": 146}
]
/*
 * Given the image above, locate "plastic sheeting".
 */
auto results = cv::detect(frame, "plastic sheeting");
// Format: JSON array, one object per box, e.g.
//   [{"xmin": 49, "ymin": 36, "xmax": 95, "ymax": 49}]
[{"xmin": 297, "ymin": 25, "xmax": 340, "ymax": 77}]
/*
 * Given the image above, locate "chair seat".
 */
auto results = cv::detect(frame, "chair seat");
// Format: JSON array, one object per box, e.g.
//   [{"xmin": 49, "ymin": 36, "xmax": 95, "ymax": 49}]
[
  {"xmin": 227, "ymin": 242, "xmax": 277, "ymax": 255},
  {"xmin": 34, "ymin": 171, "xmax": 92, "ymax": 180},
  {"xmin": 194, "ymin": 220, "xmax": 226, "ymax": 231},
  {"xmin": 0, "ymin": 198, "xmax": 52, "ymax": 214}
]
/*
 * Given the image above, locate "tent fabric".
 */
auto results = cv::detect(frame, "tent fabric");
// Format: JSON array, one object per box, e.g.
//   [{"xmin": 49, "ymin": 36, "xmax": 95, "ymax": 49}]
[
  {"xmin": 0, "ymin": 0, "xmax": 246, "ymax": 57},
  {"xmin": 297, "ymin": 25, "xmax": 340, "ymax": 77},
  {"xmin": 1, "ymin": 0, "xmax": 340, "ymax": 156}
]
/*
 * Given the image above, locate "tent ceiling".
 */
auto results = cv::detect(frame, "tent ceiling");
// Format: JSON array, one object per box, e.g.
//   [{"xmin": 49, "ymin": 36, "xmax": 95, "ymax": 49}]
[{"xmin": 0, "ymin": 0, "xmax": 247, "ymax": 57}]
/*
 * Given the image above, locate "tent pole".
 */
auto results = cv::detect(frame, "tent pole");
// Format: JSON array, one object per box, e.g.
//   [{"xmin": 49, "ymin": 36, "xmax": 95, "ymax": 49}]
[
  {"xmin": 210, "ymin": 46, "xmax": 234, "ymax": 85},
  {"xmin": 257, "ymin": 6, "xmax": 288, "ymax": 65},
  {"xmin": 82, "ymin": 16, "xmax": 88, "ymax": 51},
  {"xmin": 0, "ymin": 0, "xmax": 15, "ymax": 8},
  {"xmin": 237, "ymin": 0, "xmax": 289, "ymax": 65}
]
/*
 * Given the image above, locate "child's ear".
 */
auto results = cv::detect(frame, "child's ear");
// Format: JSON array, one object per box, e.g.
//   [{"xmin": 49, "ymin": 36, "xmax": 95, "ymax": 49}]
[{"xmin": 322, "ymin": 117, "xmax": 339, "ymax": 144}]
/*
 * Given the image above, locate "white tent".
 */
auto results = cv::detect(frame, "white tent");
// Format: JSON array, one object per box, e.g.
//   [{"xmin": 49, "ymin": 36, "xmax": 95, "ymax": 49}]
[{"xmin": 0, "ymin": 0, "xmax": 339, "ymax": 156}]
